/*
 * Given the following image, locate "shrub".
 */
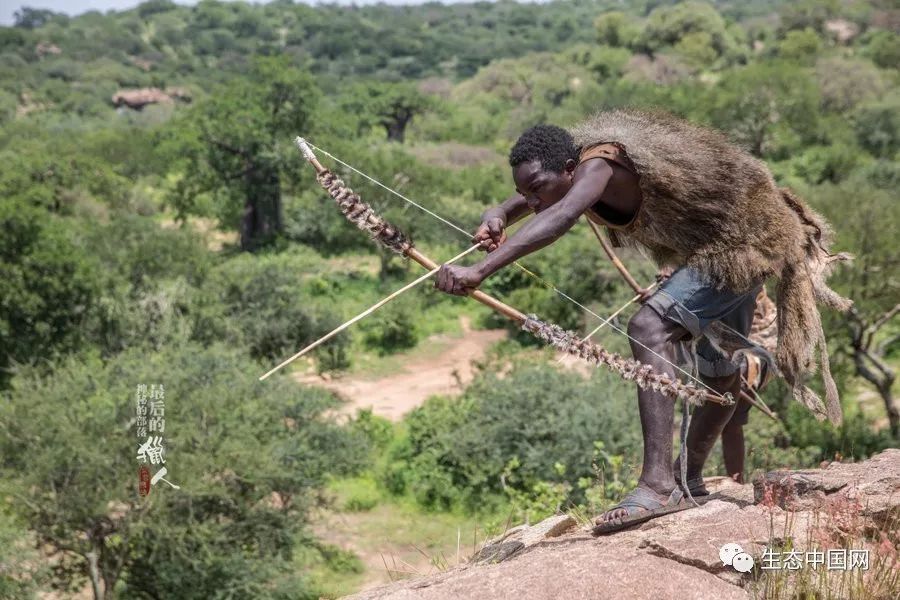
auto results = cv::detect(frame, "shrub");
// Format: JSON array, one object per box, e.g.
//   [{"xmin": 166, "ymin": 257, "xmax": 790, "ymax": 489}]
[
  {"xmin": 0, "ymin": 342, "xmax": 369, "ymax": 598},
  {"xmin": 361, "ymin": 299, "xmax": 420, "ymax": 355},
  {"xmin": 0, "ymin": 200, "xmax": 103, "ymax": 387},
  {"xmin": 189, "ymin": 248, "xmax": 351, "ymax": 365},
  {"xmin": 335, "ymin": 476, "xmax": 381, "ymax": 512},
  {"xmin": 384, "ymin": 358, "xmax": 642, "ymax": 511}
]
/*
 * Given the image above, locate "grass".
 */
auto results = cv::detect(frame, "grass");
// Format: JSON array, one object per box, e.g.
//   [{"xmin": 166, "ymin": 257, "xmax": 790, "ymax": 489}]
[{"xmin": 306, "ymin": 474, "xmax": 513, "ymax": 598}]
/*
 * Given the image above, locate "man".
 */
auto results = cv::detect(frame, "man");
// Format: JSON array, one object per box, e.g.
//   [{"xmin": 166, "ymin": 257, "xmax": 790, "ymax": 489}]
[{"xmin": 433, "ymin": 109, "xmax": 849, "ymax": 531}]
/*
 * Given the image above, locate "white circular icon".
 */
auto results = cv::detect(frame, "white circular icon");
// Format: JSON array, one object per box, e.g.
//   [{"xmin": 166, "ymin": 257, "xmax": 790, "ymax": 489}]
[
  {"xmin": 719, "ymin": 542, "xmax": 744, "ymax": 566},
  {"xmin": 732, "ymin": 552, "xmax": 755, "ymax": 573}
]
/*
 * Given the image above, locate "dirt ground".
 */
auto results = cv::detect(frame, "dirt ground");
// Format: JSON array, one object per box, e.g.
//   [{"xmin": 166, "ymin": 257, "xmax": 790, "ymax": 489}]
[{"xmin": 295, "ymin": 317, "xmax": 506, "ymax": 421}]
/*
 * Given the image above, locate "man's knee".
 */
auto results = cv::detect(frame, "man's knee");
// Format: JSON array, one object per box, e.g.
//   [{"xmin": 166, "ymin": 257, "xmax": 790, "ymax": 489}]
[
  {"xmin": 704, "ymin": 371, "xmax": 741, "ymax": 393},
  {"xmin": 628, "ymin": 305, "xmax": 681, "ymax": 349}
]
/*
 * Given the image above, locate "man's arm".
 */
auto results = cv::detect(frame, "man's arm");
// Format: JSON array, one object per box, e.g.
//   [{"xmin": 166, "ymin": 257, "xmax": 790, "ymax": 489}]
[
  {"xmin": 486, "ymin": 193, "xmax": 533, "ymax": 226},
  {"xmin": 473, "ymin": 160, "xmax": 613, "ymax": 279},
  {"xmin": 435, "ymin": 160, "xmax": 614, "ymax": 295},
  {"xmin": 475, "ymin": 193, "xmax": 532, "ymax": 251}
]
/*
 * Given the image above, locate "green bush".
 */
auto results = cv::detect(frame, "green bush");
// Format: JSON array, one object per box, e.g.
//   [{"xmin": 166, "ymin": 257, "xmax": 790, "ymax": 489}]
[
  {"xmin": 335, "ymin": 476, "xmax": 382, "ymax": 512},
  {"xmin": 189, "ymin": 248, "xmax": 351, "ymax": 364},
  {"xmin": 1, "ymin": 342, "xmax": 369, "ymax": 598},
  {"xmin": 384, "ymin": 358, "xmax": 642, "ymax": 511},
  {"xmin": 0, "ymin": 200, "xmax": 103, "ymax": 387},
  {"xmin": 349, "ymin": 408, "xmax": 395, "ymax": 450},
  {"xmin": 853, "ymin": 93, "xmax": 900, "ymax": 158},
  {"xmin": 862, "ymin": 30, "xmax": 900, "ymax": 70},
  {"xmin": 361, "ymin": 298, "xmax": 420, "ymax": 355}
]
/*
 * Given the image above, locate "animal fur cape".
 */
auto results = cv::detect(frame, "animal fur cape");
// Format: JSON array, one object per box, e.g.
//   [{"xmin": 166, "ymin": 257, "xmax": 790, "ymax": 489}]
[{"xmin": 570, "ymin": 108, "xmax": 852, "ymax": 425}]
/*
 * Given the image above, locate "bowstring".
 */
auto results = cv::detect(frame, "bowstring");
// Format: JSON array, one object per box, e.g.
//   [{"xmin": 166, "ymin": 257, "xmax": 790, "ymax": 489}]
[{"xmin": 306, "ymin": 141, "xmax": 721, "ymax": 398}]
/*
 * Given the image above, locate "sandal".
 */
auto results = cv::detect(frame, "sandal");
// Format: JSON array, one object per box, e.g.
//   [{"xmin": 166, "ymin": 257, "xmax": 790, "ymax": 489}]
[{"xmin": 591, "ymin": 486, "xmax": 692, "ymax": 536}]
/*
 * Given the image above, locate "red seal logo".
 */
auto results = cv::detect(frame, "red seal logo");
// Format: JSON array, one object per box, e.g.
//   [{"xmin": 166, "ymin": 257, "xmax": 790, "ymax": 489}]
[{"xmin": 138, "ymin": 465, "xmax": 151, "ymax": 497}]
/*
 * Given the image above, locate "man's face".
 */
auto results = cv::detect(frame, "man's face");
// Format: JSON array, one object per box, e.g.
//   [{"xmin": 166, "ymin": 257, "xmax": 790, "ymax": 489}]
[{"xmin": 513, "ymin": 158, "xmax": 575, "ymax": 213}]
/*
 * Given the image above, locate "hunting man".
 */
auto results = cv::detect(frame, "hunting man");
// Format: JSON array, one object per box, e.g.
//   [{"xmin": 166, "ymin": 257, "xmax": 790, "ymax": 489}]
[{"xmin": 433, "ymin": 109, "xmax": 849, "ymax": 532}]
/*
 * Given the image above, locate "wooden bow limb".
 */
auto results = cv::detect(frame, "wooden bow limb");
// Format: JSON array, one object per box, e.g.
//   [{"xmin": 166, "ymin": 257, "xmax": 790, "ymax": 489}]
[
  {"xmin": 584, "ymin": 217, "xmax": 646, "ymax": 296},
  {"xmin": 583, "ymin": 211, "xmax": 778, "ymax": 420},
  {"xmin": 290, "ymin": 137, "xmax": 730, "ymax": 407},
  {"xmin": 740, "ymin": 377, "xmax": 780, "ymax": 422},
  {"xmin": 556, "ymin": 286, "xmax": 656, "ymax": 366},
  {"xmin": 258, "ymin": 243, "xmax": 482, "ymax": 381}
]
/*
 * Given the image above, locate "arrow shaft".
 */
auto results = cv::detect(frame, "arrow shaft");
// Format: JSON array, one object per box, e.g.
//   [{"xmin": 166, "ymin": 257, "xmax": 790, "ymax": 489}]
[
  {"xmin": 289, "ymin": 137, "xmax": 729, "ymax": 406},
  {"xmin": 259, "ymin": 244, "xmax": 481, "ymax": 381}
]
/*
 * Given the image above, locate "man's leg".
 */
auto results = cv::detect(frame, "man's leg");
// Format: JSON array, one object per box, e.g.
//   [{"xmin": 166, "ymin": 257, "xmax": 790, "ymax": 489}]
[
  {"xmin": 675, "ymin": 371, "xmax": 741, "ymax": 485},
  {"xmin": 597, "ymin": 304, "xmax": 690, "ymax": 521},
  {"xmin": 674, "ymin": 289, "xmax": 759, "ymax": 489},
  {"xmin": 596, "ymin": 267, "xmax": 760, "ymax": 522},
  {"xmin": 722, "ymin": 421, "xmax": 746, "ymax": 483}
]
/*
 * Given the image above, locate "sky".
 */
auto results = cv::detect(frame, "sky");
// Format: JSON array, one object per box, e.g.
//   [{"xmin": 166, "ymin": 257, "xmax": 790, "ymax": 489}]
[{"xmin": 1, "ymin": 1, "xmax": 484, "ymax": 26}]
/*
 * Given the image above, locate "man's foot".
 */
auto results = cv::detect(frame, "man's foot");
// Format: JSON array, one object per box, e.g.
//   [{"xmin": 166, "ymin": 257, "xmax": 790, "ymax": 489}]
[
  {"xmin": 677, "ymin": 476, "xmax": 710, "ymax": 497},
  {"xmin": 591, "ymin": 485, "xmax": 689, "ymax": 536},
  {"xmin": 672, "ymin": 460, "xmax": 710, "ymax": 496}
]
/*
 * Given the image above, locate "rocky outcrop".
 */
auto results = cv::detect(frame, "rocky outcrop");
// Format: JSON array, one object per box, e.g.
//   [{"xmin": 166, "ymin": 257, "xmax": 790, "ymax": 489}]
[
  {"xmin": 111, "ymin": 87, "xmax": 191, "ymax": 110},
  {"xmin": 35, "ymin": 42, "xmax": 61, "ymax": 57},
  {"xmin": 347, "ymin": 449, "xmax": 900, "ymax": 600},
  {"xmin": 824, "ymin": 19, "xmax": 860, "ymax": 44}
]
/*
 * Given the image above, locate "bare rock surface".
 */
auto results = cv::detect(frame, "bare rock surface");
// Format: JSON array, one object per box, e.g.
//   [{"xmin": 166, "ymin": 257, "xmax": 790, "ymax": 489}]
[
  {"xmin": 752, "ymin": 448, "xmax": 900, "ymax": 521},
  {"xmin": 346, "ymin": 449, "xmax": 900, "ymax": 600}
]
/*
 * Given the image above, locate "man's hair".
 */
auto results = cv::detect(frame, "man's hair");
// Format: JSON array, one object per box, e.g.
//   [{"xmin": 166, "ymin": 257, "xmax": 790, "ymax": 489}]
[{"xmin": 508, "ymin": 124, "xmax": 579, "ymax": 173}]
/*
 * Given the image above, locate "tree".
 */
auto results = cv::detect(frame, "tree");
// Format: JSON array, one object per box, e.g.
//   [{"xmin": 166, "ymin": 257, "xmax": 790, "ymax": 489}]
[
  {"xmin": 0, "ymin": 199, "xmax": 103, "ymax": 388},
  {"xmin": 340, "ymin": 82, "xmax": 433, "ymax": 143},
  {"xmin": 0, "ymin": 343, "xmax": 367, "ymax": 599},
  {"xmin": 13, "ymin": 7, "xmax": 68, "ymax": 29},
  {"xmin": 852, "ymin": 92, "xmax": 900, "ymax": 159},
  {"xmin": 778, "ymin": 0, "xmax": 839, "ymax": 34},
  {"xmin": 778, "ymin": 28, "xmax": 822, "ymax": 65},
  {"xmin": 168, "ymin": 56, "xmax": 320, "ymax": 251},
  {"xmin": 704, "ymin": 62, "xmax": 820, "ymax": 158},
  {"xmin": 815, "ymin": 57, "xmax": 886, "ymax": 113},
  {"xmin": 594, "ymin": 11, "xmax": 641, "ymax": 49},
  {"xmin": 847, "ymin": 305, "xmax": 899, "ymax": 437},
  {"xmin": 863, "ymin": 30, "xmax": 900, "ymax": 70},
  {"xmin": 637, "ymin": 1, "xmax": 732, "ymax": 58},
  {"xmin": 815, "ymin": 179, "xmax": 899, "ymax": 439},
  {"xmin": 137, "ymin": 0, "xmax": 177, "ymax": 19}
]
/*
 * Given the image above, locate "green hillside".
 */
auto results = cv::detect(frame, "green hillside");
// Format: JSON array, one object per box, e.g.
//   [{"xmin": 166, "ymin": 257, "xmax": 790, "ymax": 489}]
[{"xmin": 1, "ymin": 0, "xmax": 897, "ymax": 597}]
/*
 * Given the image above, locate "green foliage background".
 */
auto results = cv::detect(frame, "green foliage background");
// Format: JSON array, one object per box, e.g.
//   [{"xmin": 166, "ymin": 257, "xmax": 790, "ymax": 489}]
[{"xmin": 1, "ymin": 0, "xmax": 897, "ymax": 597}]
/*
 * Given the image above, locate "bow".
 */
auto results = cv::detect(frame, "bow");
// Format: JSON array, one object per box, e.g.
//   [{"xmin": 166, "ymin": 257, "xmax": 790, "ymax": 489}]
[
  {"xmin": 259, "ymin": 137, "xmax": 731, "ymax": 408},
  {"xmin": 582, "ymin": 219, "xmax": 777, "ymax": 421}
]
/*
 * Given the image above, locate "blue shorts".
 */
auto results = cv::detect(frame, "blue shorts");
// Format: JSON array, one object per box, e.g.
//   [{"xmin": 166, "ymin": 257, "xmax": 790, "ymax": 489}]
[{"xmin": 644, "ymin": 267, "xmax": 761, "ymax": 379}]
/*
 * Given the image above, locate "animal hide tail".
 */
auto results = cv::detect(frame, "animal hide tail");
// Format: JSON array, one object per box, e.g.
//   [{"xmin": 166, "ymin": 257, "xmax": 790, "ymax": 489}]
[{"xmin": 775, "ymin": 189, "xmax": 852, "ymax": 426}]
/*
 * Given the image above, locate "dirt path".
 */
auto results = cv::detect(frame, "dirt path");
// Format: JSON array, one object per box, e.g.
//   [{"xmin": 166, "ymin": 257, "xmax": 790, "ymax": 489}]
[{"xmin": 295, "ymin": 317, "xmax": 506, "ymax": 421}]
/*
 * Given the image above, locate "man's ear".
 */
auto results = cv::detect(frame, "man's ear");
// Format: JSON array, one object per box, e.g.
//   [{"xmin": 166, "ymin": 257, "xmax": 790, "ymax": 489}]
[{"xmin": 564, "ymin": 158, "xmax": 577, "ymax": 173}]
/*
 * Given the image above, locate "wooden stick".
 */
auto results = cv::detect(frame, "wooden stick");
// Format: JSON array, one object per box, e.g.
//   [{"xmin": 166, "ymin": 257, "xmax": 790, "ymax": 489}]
[
  {"xmin": 406, "ymin": 247, "xmax": 526, "ymax": 323},
  {"xmin": 556, "ymin": 288, "xmax": 651, "ymax": 365},
  {"xmin": 258, "ymin": 244, "xmax": 481, "ymax": 380},
  {"xmin": 740, "ymin": 378, "xmax": 779, "ymax": 421},
  {"xmin": 292, "ymin": 137, "xmax": 727, "ymax": 406},
  {"xmin": 584, "ymin": 217, "xmax": 645, "ymax": 295}
]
